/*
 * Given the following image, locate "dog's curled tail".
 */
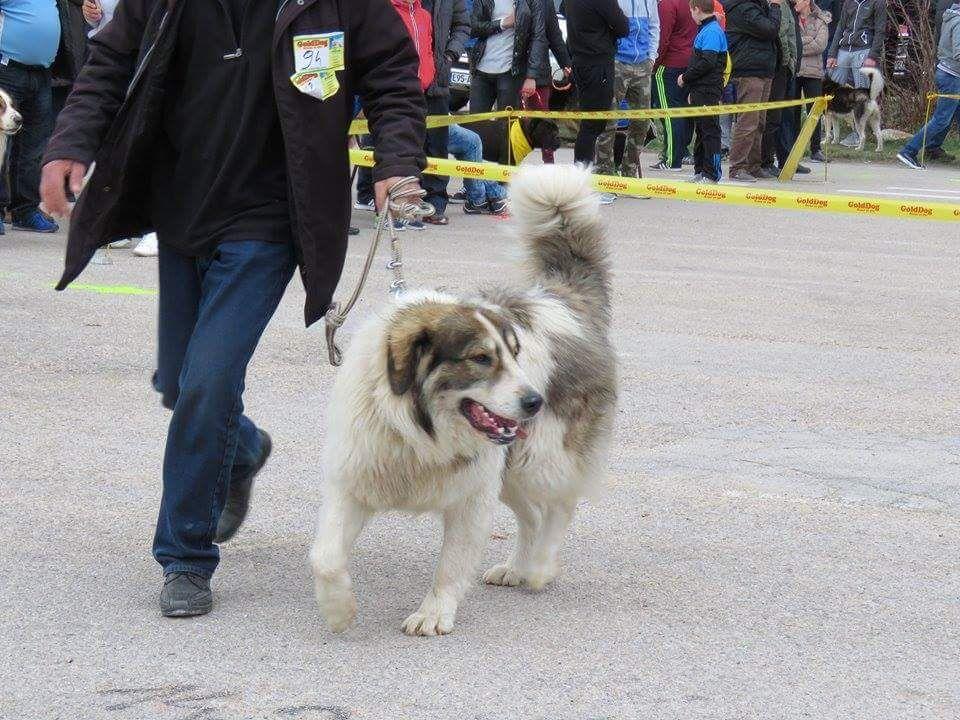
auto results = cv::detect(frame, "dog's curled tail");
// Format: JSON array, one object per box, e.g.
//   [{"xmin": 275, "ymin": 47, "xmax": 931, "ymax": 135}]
[
  {"xmin": 860, "ymin": 66, "xmax": 885, "ymax": 102},
  {"xmin": 509, "ymin": 163, "xmax": 611, "ymax": 315}
]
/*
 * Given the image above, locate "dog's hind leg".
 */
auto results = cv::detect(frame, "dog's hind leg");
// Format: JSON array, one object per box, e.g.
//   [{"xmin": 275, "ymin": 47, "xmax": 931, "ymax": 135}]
[
  {"xmin": 871, "ymin": 113, "xmax": 884, "ymax": 152},
  {"xmin": 310, "ymin": 492, "xmax": 370, "ymax": 632},
  {"xmin": 523, "ymin": 499, "xmax": 577, "ymax": 590},
  {"xmin": 402, "ymin": 489, "xmax": 496, "ymax": 636}
]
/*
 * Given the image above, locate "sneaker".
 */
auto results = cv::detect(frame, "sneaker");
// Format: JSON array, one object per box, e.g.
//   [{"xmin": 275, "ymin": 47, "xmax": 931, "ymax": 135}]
[
  {"xmin": 353, "ymin": 198, "xmax": 376, "ymax": 212},
  {"xmin": 681, "ymin": 154, "xmax": 695, "ymax": 166},
  {"xmin": 215, "ymin": 429, "xmax": 272, "ymax": 543},
  {"xmin": 13, "ymin": 210, "xmax": 59, "ymax": 233},
  {"xmin": 108, "ymin": 239, "xmax": 133, "ymax": 249},
  {"xmin": 463, "ymin": 199, "xmax": 488, "ymax": 214},
  {"xmin": 599, "ymin": 192, "xmax": 617, "ymax": 205},
  {"xmin": 687, "ymin": 173, "xmax": 703, "ymax": 183},
  {"xmin": 348, "ymin": 226, "xmax": 360, "ymax": 236},
  {"xmin": 692, "ymin": 175, "xmax": 719, "ymax": 184},
  {"xmin": 160, "ymin": 572, "xmax": 213, "ymax": 618},
  {"xmin": 809, "ymin": 150, "xmax": 828, "ymax": 163},
  {"xmin": 405, "ymin": 219, "xmax": 425, "ymax": 231},
  {"xmin": 729, "ymin": 170, "xmax": 758, "ymax": 183},
  {"xmin": 133, "ymin": 232, "xmax": 158, "ymax": 257},
  {"xmin": 839, "ymin": 131, "xmax": 860, "ymax": 148},
  {"xmin": 489, "ymin": 198, "xmax": 509, "ymax": 215},
  {"xmin": 794, "ymin": 163, "xmax": 812, "ymax": 175},
  {"xmin": 449, "ymin": 191, "xmax": 467, "ymax": 204},
  {"xmin": 896, "ymin": 152, "xmax": 924, "ymax": 170},
  {"xmin": 649, "ymin": 160, "xmax": 683, "ymax": 171},
  {"xmin": 720, "ymin": 147, "xmax": 730, "ymax": 159},
  {"xmin": 422, "ymin": 214, "xmax": 449, "ymax": 226},
  {"xmin": 755, "ymin": 166, "xmax": 778, "ymax": 179}
]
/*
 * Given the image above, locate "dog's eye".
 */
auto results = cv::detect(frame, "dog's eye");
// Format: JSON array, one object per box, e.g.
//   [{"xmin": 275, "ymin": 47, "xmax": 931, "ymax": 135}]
[{"xmin": 471, "ymin": 353, "xmax": 493, "ymax": 366}]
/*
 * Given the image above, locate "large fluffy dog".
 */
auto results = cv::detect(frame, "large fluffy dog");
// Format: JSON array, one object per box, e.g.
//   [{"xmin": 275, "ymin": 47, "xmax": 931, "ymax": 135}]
[
  {"xmin": 822, "ymin": 66, "xmax": 884, "ymax": 151},
  {"xmin": 310, "ymin": 165, "xmax": 616, "ymax": 636}
]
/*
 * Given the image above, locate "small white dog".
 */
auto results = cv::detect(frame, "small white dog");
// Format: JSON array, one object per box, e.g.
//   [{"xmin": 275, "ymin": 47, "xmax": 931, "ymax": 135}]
[{"xmin": 310, "ymin": 164, "xmax": 617, "ymax": 636}]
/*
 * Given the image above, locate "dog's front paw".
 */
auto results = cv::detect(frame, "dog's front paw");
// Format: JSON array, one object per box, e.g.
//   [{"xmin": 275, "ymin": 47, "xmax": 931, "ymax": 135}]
[
  {"xmin": 483, "ymin": 562, "xmax": 524, "ymax": 587},
  {"xmin": 402, "ymin": 608, "xmax": 455, "ymax": 636},
  {"xmin": 314, "ymin": 570, "xmax": 357, "ymax": 632}
]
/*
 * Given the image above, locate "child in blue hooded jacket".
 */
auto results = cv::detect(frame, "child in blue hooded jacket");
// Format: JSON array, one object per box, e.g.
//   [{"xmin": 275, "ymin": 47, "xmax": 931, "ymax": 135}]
[{"xmin": 678, "ymin": 0, "xmax": 728, "ymax": 182}]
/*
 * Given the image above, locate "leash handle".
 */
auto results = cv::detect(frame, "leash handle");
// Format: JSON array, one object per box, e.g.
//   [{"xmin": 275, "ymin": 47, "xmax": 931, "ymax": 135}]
[{"xmin": 324, "ymin": 177, "xmax": 432, "ymax": 366}]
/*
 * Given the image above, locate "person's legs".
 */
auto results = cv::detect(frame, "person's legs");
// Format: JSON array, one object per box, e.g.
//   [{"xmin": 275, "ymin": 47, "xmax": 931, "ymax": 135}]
[
  {"xmin": 355, "ymin": 135, "xmax": 374, "ymax": 206},
  {"xmin": 729, "ymin": 76, "xmax": 767, "ymax": 175},
  {"xmin": 777, "ymin": 74, "xmax": 798, "ymax": 166},
  {"xmin": 0, "ymin": 66, "xmax": 54, "ymax": 222},
  {"xmin": 469, "ymin": 71, "xmax": 498, "ymax": 113},
  {"xmin": 662, "ymin": 67, "xmax": 691, "ymax": 166},
  {"xmin": 621, "ymin": 60, "xmax": 653, "ymax": 178},
  {"xmin": 152, "ymin": 239, "xmax": 296, "ymax": 579},
  {"xmin": 595, "ymin": 61, "xmax": 629, "ymax": 175},
  {"xmin": 798, "ymin": 76, "xmax": 824, "ymax": 153},
  {"xmin": 447, "ymin": 124, "xmax": 487, "ymax": 206},
  {"xmin": 495, "ymin": 72, "xmax": 522, "ymax": 111},
  {"xmin": 762, "ymin": 66, "xmax": 787, "ymax": 169},
  {"xmin": 901, "ymin": 70, "xmax": 960, "ymax": 159},
  {"xmin": 901, "ymin": 71, "xmax": 960, "ymax": 160},
  {"xmin": 422, "ymin": 94, "xmax": 449, "ymax": 216},
  {"xmin": 573, "ymin": 64, "xmax": 615, "ymax": 165},
  {"xmin": 526, "ymin": 85, "xmax": 555, "ymax": 162},
  {"xmin": 719, "ymin": 82, "xmax": 736, "ymax": 151}
]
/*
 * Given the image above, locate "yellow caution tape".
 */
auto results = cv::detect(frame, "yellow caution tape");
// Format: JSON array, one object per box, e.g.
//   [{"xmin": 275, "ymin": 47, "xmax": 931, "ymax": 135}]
[
  {"xmin": 927, "ymin": 93, "xmax": 960, "ymax": 100},
  {"xmin": 349, "ymin": 96, "xmax": 826, "ymax": 135},
  {"xmin": 349, "ymin": 149, "xmax": 960, "ymax": 222}
]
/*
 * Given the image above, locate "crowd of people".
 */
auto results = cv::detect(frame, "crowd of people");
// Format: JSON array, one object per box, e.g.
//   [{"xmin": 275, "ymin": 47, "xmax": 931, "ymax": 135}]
[{"xmin": 2, "ymin": 0, "xmax": 959, "ymax": 235}]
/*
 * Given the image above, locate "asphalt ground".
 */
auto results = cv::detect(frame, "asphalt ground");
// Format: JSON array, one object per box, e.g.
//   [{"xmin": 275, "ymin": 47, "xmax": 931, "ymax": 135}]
[{"xmin": 2, "ymin": 156, "xmax": 959, "ymax": 719}]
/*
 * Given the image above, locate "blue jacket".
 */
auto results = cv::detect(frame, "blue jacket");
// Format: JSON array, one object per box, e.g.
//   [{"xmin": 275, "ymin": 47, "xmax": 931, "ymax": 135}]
[
  {"xmin": 615, "ymin": 0, "xmax": 660, "ymax": 64},
  {"xmin": 683, "ymin": 15, "xmax": 727, "ymax": 94}
]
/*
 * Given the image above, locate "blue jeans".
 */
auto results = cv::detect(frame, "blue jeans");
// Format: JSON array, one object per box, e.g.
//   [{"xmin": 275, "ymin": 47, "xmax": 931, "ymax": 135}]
[
  {"xmin": 0, "ymin": 62, "xmax": 53, "ymax": 219},
  {"xmin": 902, "ymin": 69, "xmax": 960, "ymax": 159},
  {"xmin": 447, "ymin": 124, "xmax": 507, "ymax": 206},
  {"xmin": 152, "ymin": 239, "xmax": 296, "ymax": 578},
  {"xmin": 830, "ymin": 49, "xmax": 871, "ymax": 89}
]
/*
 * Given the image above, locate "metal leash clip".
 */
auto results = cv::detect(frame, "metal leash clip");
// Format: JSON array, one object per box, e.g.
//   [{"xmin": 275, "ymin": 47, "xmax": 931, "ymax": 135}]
[{"xmin": 324, "ymin": 177, "xmax": 434, "ymax": 366}]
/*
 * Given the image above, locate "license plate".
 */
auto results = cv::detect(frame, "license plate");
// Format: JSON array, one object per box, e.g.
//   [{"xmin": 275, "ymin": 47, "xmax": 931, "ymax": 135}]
[{"xmin": 449, "ymin": 69, "xmax": 470, "ymax": 87}]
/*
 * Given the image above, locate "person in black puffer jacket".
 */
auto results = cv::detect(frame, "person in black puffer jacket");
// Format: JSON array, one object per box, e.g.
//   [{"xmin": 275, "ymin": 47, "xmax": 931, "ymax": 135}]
[
  {"xmin": 470, "ymin": 0, "xmax": 547, "ymax": 111},
  {"xmin": 723, "ymin": 0, "xmax": 782, "ymax": 181}
]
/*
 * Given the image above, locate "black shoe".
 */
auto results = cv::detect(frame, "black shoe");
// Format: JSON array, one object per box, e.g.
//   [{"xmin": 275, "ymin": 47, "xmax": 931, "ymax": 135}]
[
  {"xmin": 160, "ymin": 572, "xmax": 212, "ymax": 617},
  {"xmin": 449, "ymin": 191, "xmax": 467, "ymax": 204},
  {"xmin": 756, "ymin": 165, "xmax": 778, "ymax": 179},
  {"xmin": 809, "ymin": 150, "xmax": 828, "ymax": 163},
  {"xmin": 348, "ymin": 226, "xmax": 360, "ymax": 235},
  {"xmin": 463, "ymin": 199, "xmax": 488, "ymax": 214},
  {"xmin": 215, "ymin": 429, "xmax": 272, "ymax": 543},
  {"xmin": 794, "ymin": 163, "xmax": 812, "ymax": 174}
]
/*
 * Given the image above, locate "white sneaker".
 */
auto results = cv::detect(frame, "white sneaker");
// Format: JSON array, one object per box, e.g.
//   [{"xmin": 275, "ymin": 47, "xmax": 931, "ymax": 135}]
[
  {"xmin": 133, "ymin": 232, "xmax": 159, "ymax": 257},
  {"xmin": 108, "ymin": 239, "xmax": 133, "ymax": 249},
  {"xmin": 599, "ymin": 193, "xmax": 617, "ymax": 205},
  {"xmin": 353, "ymin": 198, "xmax": 376, "ymax": 212}
]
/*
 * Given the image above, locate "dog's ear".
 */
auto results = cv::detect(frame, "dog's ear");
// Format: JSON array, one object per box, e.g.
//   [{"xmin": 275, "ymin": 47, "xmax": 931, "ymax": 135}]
[{"xmin": 386, "ymin": 324, "xmax": 431, "ymax": 395}]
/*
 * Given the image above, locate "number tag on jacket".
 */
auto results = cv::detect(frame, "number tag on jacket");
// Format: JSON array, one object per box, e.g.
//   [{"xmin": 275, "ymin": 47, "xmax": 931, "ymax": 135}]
[
  {"xmin": 290, "ymin": 70, "xmax": 340, "ymax": 100},
  {"xmin": 293, "ymin": 31, "xmax": 345, "ymax": 73}
]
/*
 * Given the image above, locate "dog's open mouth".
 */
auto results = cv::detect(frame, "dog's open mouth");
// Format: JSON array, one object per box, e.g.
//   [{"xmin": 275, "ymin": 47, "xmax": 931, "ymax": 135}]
[{"xmin": 460, "ymin": 399, "xmax": 527, "ymax": 444}]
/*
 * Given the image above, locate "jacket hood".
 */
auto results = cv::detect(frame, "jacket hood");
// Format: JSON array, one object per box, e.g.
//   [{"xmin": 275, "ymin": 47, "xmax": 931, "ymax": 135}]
[{"xmin": 945, "ymin": 4, "xmax": 960, "ymax": 22}]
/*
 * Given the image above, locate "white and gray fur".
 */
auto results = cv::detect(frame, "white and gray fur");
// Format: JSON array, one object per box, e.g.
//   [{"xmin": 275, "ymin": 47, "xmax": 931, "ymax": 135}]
[{"xmin": 310, "ymin": 164, "xmax": 617, "ymax": 636}]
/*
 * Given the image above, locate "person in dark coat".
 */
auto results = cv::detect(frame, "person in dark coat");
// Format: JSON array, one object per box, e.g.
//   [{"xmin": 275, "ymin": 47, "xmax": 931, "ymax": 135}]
[
  {"xmin": 526, "ymin": 0, "xmax": 572, "ymax": 162},
  {"xmin": 724, "ymin": 0, "xmax": 782, "ymax": 181},
  {"xmin": 564, "ymin": 0, "xmax": 631, "ymax": 165},
  {"xmin": 40, "ymin": 0, "xmax": 426, "ymax": 617},
  {"xmin": 469, "ymin": 0, "xmax": 548, "ymax": 111}
]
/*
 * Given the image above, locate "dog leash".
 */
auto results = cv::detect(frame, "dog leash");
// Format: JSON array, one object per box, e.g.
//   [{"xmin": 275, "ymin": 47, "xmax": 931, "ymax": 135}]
[{"xmin": 324, "ymin": 176, "xmax": 433, "ymax": 366}]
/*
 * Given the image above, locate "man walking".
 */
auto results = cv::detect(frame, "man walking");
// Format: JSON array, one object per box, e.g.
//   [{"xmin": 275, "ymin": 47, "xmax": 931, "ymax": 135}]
[
  {"xmin": 724, "ymin": 0, "xmax": 782, "ymax": 182},
  {"xmin": 0, "ymin": 0, "xmax": 84, "ymax": 234},
  {"xmin": 595, "ymin": 0, "xmax": 660, "ymax": 197},
  {"xmin": 41, "ymin": 0, "xmax": 426, "ymax": 617},
  {"xmin": 650, "ymin": 0, "xmax": 698, "ymax": 171},
  {"xmin": 826, "ymin": 0, "xmax": 886, "ymax": 145},
  {"xmin": 565, "ymin": 0, "xmax": 630, "ymax": 167}
]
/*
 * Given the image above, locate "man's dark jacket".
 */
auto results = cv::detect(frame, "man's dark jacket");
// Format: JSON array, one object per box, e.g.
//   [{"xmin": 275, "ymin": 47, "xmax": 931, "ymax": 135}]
[
  {"xmin": 531, "ymin": 0, "xmax": 572, "ymax": 85},
  {"xmin": 723, "ymin": 0, "xmax": 782, "ymax": 78},
  {"xmin": 425, "ymin": 0, "xmax": 470, "ymax": 99},
  {"xmin": 563, "ymin": 0, "xmax": 630, "ymax": 67},
  {"xmin": 469, "ymin": 0, "xmax": 547, "ymax": 79},
  {"xmin": 43, "ymin": 0, "xmax": 426, "ymax": 326}
]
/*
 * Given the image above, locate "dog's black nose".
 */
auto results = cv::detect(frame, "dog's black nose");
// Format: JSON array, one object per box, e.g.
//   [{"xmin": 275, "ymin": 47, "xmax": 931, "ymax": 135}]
[{"xmin": 520, "ymin": 392, "xmax": 543, "ymax": 416}]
